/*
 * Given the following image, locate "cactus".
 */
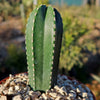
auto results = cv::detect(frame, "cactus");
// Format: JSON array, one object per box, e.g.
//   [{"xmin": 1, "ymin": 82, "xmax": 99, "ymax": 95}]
[{"xmin": 25, "ymin": 5, "xmax": 63, "ymax": 91}]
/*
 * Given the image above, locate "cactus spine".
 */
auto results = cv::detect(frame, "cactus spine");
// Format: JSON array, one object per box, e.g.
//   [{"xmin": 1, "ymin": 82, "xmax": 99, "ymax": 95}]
[{"xmin": 25, "ymin": 5, "xmax": 63, "ymax": 91}]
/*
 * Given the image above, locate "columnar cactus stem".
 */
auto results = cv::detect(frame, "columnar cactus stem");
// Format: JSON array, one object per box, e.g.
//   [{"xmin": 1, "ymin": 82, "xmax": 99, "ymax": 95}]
[{"xmin": 25, "ymin": 5, "xmax": 63, "ymax": 91}]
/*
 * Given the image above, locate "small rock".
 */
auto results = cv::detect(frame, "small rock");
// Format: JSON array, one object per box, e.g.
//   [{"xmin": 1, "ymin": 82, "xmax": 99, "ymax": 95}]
[
  {"xmin": 8, "ymin": 86, "xmax": 14, "ymax": 94},
  {"xmin": 41, "ymin": 93, "xmax": 48, "ymax": 99},
  {"xmin": 24, "ymin": 95, "xmax": 30, "ymax": 100},
  {"xmin": 55, "ymin": 95, "xmax": 62, "ymax": 100},
  {"xmin": 10, "ymin": 81, "xmax": 15, "ymax": 86},
  {"xmin": 82, "ymin": 92, "xmax": 88, "ymax": 98},
  {"xmin": 0, "ymin": 85, "xmax": 5, "ymax": 94},
  {"xmin": 59, "ymin": 86, "xmax": 67, "ymax": 95},
  {"xmin": 12, "ymin": 95, "xmax": 22, "ymax": 100},
  {"xmin": 66, "ymin": 96, "xmax": 70, "ymax": 100},
  {"xmin": 15, "ymin": 85, "xmax": 20, "ymax": 91},
  {"xmin": 30, "ymin": 91, "xmax": 41, "ymax": 99},
  {"xmin": 54, "ymin": 85, "xmax": 60, "ymax": 91},
  {"xmin": 4, "ymin": 79, "xmax": 10, "ymax": 87},
  {"xmin": 76, "ymin": 88, "xmax": 81, "ymax": 93},
  {"xmin": 69, "ymin": 92, "xmax": 74, "ymax": 98},
  {"xmin": 28, "ymin": 91, "xmax": 34, "ymax": 96},
  {"xmin": 3, "ymin": 90, "xmax": 9, "ymax": 95},
  {"xmin": 49, "ymin": 92, "xmax": 57, "ymax": 98},
  {"xmin": 0, "ymin": 96, "xmax": 7, "ymax": 100}
]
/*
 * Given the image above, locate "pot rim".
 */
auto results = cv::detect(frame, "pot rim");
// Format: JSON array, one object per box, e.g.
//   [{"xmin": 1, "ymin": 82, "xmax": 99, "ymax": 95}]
[{"xmin": 0, "ymin": 72, "xmax": 96, "ymax": 100}]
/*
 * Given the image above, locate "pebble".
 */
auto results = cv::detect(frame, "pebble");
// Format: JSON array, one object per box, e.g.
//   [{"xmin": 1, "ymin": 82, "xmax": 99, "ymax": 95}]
[
  {"xmin": 24, "ymin": 95, "xmax": 30, "ymax": 100},
  {"xmin": 76, "ymin": 88, "xmax": 81, "ymax": 93},
  {"xmin": 12, "ymin": 95, "xmax": 22, "ymax": 100},
  {"xmin": 49, "ymin": 92, "xmax": 57, "ymax": 98},
  {"xmin": 55, "ymin": 96, "xmax": 62, "ymax": 100},
  {"xmin": 82, "ymin": 92, "xmax": 88, "ymax": 98},
  {"xmin": 0, "ymin": 96, "xmax": 7, "ymax": 100},
  {"xmin": 3, "ymin": 90, "xmax": 9, "ymax": 95},
  {"xmin": 41, "ymin": 93, "xmax": 48, "ymax": 99},
  {"xmin": 15, "ymin": 85, "xmax": 20, "ymax": 91}
]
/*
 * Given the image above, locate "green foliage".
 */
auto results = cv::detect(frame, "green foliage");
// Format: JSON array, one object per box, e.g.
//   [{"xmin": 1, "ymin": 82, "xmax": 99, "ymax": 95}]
[
  {"xmin": 60, "ymin": 46, "xmax": 83, "ymax": 71},
  {"xmin": 22, "ymin": 0, "xmax": 33, "ymax": 7},
  {"xmin": 0, "ymin": 1, "xmax": 13, "ymax": 20},
  {"xmin": 0, "ymin": 0, "xmax": 20, "ymax": 20},
  {"xmin": 25, "ymin": 5, "xmax": 63, "ymax": 91},
  {"xmin": 5, "ymin": 44, "xmax": 27, "ymax": 73},
  {"xmin": 59, "ymin": 10, "xmax": 96, "ymax": 72},
  {"xmin": 66, "ymin": 6, "xmax": 100, "ymax": 19},
  {"xmin": 38, "ymin": 0, "xmax": 49, "ymax": 5}
]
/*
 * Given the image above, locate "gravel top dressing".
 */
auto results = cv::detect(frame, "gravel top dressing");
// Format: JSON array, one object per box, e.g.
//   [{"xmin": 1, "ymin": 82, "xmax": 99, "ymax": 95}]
[{"xmin": 0, "ymin": 73, "xmax": 94, "ymax": 100}]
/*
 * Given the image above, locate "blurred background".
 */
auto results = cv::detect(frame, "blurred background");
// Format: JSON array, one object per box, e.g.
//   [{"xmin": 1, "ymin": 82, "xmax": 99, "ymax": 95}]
[{"xmin": 0, "ymin": 0, "xmax": 100, "ymax": 99}]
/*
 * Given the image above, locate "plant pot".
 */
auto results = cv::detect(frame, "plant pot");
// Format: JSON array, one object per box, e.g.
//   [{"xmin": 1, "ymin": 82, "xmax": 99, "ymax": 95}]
[{"xmin": 0, "ymin": 72, "xmax": 96, "ymax": 100}]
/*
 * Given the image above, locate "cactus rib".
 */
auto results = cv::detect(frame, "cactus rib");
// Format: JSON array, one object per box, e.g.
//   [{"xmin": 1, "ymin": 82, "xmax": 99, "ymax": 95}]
[{"xmin": 25, "ymin": 7, "xmax": 38, "ymax": 89}]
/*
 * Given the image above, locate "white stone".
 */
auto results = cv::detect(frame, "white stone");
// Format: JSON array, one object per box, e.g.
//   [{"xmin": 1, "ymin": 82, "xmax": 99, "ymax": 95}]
[
  {"xmin": 0, "ymin": 96, "xmax": 7, "ymax": 100},
  {"xmin": 0, "ymin": 85, "xmax": 5, "ymax": 94},
  {"xmin": 24, "ymin": 95, "xmax": 30, "ymax": 100},
  {"xmin": 42, "ymin": 93, "xmax": 48, "ymax": 99},
  {"xmin": 49, "ymin": 92, "xmax": 57, "ymax": 98},
  {"xmin": 15, "ymin": 85, "xmax": 20, "ymax": 91},
  {"xmin": 69, "ymin": 90, "xmax": 76, "ymax": 98},
  {"xmin": 55, "ymin": 96, "xmax": 62, "ymax": 100},
  {"xmin": 28, "ymin": 91, "xmax": 34, "ymax": 95},
  {"xmin": 4, "ymin": 79, "xmax": 10, "ymax": 87},
  {"xmin": 10, "ymin": 81, "xmax": 15, "ymax": 86},
  {"xmin": 54, "ymin": 85, "xmax": 60, "ymax": 91},
  {"xmin": 76, "ymin": 88, "xmax": 81, "ymax": 93},
  {"xmin": 69, "ymin": 92, "xmax": 75, "ymax": 97},
  {"xmin": 3, "ymin": 90, "xmax": 9, "ymax": 95},
  {"xmin": 82, "ymin": 92, "xmax": 88, "ymax": 98},
  {"xmin": 12, "ymin": 95, "xmax": 22, "ymax": 100},
  {"xmin": 66, "ymin": 96, "xmax": 71, "ymax": 100},
  {"xmin": 9, "ymin": 87, "xmax": 13, "ymax": 92},
  {"xmin": 8, "ymin": 86, "xmax": 14, "ymax": 94}
]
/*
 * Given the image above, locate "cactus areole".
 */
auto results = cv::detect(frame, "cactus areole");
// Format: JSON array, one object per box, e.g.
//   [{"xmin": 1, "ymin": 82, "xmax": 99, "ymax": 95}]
[{"xmin": 25, "ymin": 5, "xmax": 63, "ymax": 91}]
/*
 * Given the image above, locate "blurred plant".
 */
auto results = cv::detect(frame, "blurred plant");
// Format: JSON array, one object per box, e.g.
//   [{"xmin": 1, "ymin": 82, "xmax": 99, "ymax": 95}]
[
  {"xmin": 22, "ymin": 0, "xmax": 33, "ymax": 7},
  {"xmin": 0, "ymin": 0, "xmax": 21, "ymax": 20},
  {"xmin": 91, "ymin": 74, "xmax": 100, "ymax": 83},
  {"xmin": 66, "ymin": 5, "xmax": 100, "ymax": 19},
  {"xmin": 20, "ymin": 2, "xmax": 25, "ymax": 25},
  {"xmin": 22, "ymin": 0, "xmax": 49, "ymax": 33},
  {"xmin": 0, "ymin": 1, "xmax": 13, "ymax": 20},
  {"xmin": 60, "ymin": 46, "xmax": 83, "ymax": 71},
  {"xmin": 37, "ymin": 0, "xmax": 49, "ymax": 5},
  {"xmin": 5, "ymin": 44, "xmax": 27, "ymax": 73},
  {"xmin": 32, "ymin": 0, "xmax": 49, "ymax": 9},
  {"xmin": 59, "ymin": 12, "xmax": 96, "ymax": 72}
]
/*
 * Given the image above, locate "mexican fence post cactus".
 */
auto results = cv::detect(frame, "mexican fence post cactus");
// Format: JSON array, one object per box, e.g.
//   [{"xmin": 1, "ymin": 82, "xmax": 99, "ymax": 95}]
[{"xmin": 25, "ymin": 5, "xmax": 63, "ymax": 91}]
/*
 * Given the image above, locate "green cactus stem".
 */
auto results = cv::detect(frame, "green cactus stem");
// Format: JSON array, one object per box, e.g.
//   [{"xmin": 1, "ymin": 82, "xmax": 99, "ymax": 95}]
[{"xmin": 25, "ymin": 5, "xmax": 63, "ymax": 91}]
